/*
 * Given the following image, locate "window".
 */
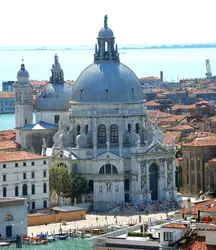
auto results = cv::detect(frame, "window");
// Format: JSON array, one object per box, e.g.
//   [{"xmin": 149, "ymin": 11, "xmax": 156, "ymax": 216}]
[
  {"xmin": 3, "ymin": 175, "xmax": 6, "ymax": 181},
  {"xmin": 22, "ymin": 184, "xmax": 27, "ymax": 196},
  {"xmin": 124, "ymin": 179, "xmax": 130, "ymax": 191},
  {"xmin": 54, "ymin": 115, "xmax": 60, "ymax": 124},
  {"xmin": 23, "ymin": 162, "xmax": 26, "ymax": 167},
  {"xmin": 15, "ymin": 186, "xmax": 19, "ymax": 197},
  {"xmin": 43, "ymin": 183, "xmax": 47, "ymax": 193},
  {"xmin": 77, "ymin": 125, "xmax": 81, "ymax": 135},
  {"xmin": 85, "ymin": 125, "xmax": 88, "ymax": 134},
  {"xmin": 15, "ymin": 163, "xmax": 18, "ymax": 167},
  {"xmin": 43, "ymin": 160, "xmax": 46, "ymax": 165},
  {"xmin": 128, "ymin": 124, "xmax": 132, "ymax": 133},
  {"xmin": 99, "ymin": 164, "xmax": 118, "ymax": 174},
  {"xmin": 31, "ymin": 162, "xmax": 35, "ymax": 166},
  {"xmin": 43, "ymin": 200, "xmax": 47, "ymax": 208},
  {"xmin": 98, "ymin": 125, "xmax": 106, "ymax": 143},
  {"xmin": 32, "ymin": 202, "xmax": 35, "ymax": 210},
  {"xmin": 135, "ymin": 123, "xmax": 140, "ymax": 134},
  {"xmin": 31, "ymin": 172, "xmax": 35, "ymax": 178},
  {"xmin": 3, "ymin": 187, "xmax": 6, "ymax": 197},
  {"xmin": 197, "ymin": 160, "xmax": 201, "ymax": 171},
  {"xmin": 43, "ymin": 171, "xmax": 47, "ymax": 178},
  {"xmin": 163, "ymin": 232, "xmax": 173, "ymax": 241},
  {"xmin": 3, "ymin": 164, "xmax": 6, "ymax": 168},
  {"xmin": 31, "ymin": 184, "xmax": 35, "ymax": 195},
  {"xmin": 4, "ymin": 215, "xmax": 13, "ymax": 221},
  {"xmin": 197, "ymin": 172, "xmax": 201, "ymax": 190},
  {"xmin": 110, "ymin": 124, "xmax": 118, "ymax": 143},
  {"xmin": 23, "ymin": 173, "xmax": 26, "ymax": 179},
  {"xmin": 25, "ymin": 119, "xmax": 27, "ymax": 124},
  {"xmin": 186, "ymin": 158, "xmax": 189, "ymax": 184}
]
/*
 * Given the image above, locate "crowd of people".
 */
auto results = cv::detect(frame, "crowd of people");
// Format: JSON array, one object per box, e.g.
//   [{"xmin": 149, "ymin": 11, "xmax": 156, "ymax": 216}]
[{"xmin": 118, "ymin": 199, "xmax": 181, "ymax": 215}]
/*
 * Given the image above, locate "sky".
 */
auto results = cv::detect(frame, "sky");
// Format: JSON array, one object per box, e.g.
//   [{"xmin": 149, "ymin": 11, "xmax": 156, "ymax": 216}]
[{"xmin": 0, "ymin": 0, "xmax": 216, "ymax": 46}]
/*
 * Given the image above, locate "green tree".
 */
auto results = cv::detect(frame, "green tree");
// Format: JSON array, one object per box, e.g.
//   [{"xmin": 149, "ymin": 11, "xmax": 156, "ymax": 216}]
[
  {"xmin": 71, "ymin": 173, "xmax": 88, "ymax": 202},
  {"xmin": 49, "ymin": 166, "xmax": 72, "ymax": 203}
]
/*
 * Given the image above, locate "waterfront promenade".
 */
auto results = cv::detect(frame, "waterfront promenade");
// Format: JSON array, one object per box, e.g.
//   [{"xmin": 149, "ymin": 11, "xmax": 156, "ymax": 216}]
[{"xmin": 28, "ymin": 212, "xmax": 176, "ymax": 236}]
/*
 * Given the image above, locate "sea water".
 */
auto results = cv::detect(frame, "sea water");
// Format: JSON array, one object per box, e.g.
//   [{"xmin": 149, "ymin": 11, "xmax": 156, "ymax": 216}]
[{"xmin": 6, "ymin": 238, "xmax": 93, "ymax": 250}]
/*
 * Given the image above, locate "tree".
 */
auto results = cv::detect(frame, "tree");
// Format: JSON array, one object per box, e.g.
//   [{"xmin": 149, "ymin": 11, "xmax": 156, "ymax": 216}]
[
  {"xmin": 71, "ymin": 173, "xmax": 88, "ymax": 202},
  {"xmin": 49, "ymin": 166, "xmax": 72, "ymax": 203}
]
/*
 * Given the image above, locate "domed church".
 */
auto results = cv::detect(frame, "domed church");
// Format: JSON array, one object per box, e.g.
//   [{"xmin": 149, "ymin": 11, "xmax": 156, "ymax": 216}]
[
  {"xmin": 14, "ymin": 56, "xmax": 73, "ymax": 153},
  {"xmin": 16, "ymin": 16, "xmax": 177, "ymax": 211}
]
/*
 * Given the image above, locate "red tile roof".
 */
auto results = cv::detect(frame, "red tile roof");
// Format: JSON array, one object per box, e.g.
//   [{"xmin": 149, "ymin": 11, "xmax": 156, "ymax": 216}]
[
  {"xmin": 176, "ymin": 199, "xmax": 216, "ymax": 214},
  {"xmin": 183, "ymin": 136, "xmax": 216, "ymax": 147},
  {"xmin": 0, "ymin": 92, "xmax": 15, "ymax": 99},
  {"xmin": 167, "ymin": 124, "xmax": 194, "ymax": 131},
  {"xmin": 140, "ymin": 76, "xmax": 160, "ymax": 81},
  {"xmin": 0, "ymin": 140, "xmax": 20, "ymax": 150},
  {"xmin": 30, "ymin": 81, "xmax": 47, "ymax": 86},
  {"xmin": 0, "ymin": 151, "xmax": 46, "ymax": 162},
  {"xmin": 145, "ymin": 100, "xmax": 160, "ymax": 107},
  {"xmin": 164, "ymin": 131, "xmax": 181, "ymax": 144},
  {"xmin": 0, "ymin": 130, "xmax": 16, "ymax": 141},
  {"xmin": 159, "ymin": 115, "xmax": 187, "ymax": 123},
  {"xmin": 148, "ymin": 110, "xmax": 172, "ymax": 119},
  {"xmin": 162, "ymin": 223, "xmax": 186, "ymax": 229}
]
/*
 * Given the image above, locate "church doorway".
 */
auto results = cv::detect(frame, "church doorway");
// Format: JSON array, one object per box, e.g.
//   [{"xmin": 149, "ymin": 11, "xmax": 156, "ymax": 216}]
[{"xmin": 149, "ymin": 163, "xmax": 158, "ymax": 200}]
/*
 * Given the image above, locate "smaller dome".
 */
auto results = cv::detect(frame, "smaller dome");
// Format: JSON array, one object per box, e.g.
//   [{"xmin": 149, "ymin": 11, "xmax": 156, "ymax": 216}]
[
  {"xmin": 98, "ymin": 27, "xmax": 114, "ymax": 39},
  {"xmin": 17, "ymin": 63, "xmax": 29, "ymax": 78}
]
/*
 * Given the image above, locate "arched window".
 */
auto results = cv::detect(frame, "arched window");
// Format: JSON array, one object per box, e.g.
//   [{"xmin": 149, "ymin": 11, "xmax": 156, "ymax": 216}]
[
  {"xmin": 3, "ymin": 187, "xmax": 7, "ymax": 197},
  {"xmin": 77, "ymin": 125, "xmax": 81, "ymax": 135},
  {"xmin": 85, "ymin": 125, "xmax": 89, "ymax": 134},
  {"xmin": 89, "ymin": 180, "xmax": 94, "ymax": 192},
  {"xmin": 4, "ymin": 215, "xmax": 13, "ymax": 221},
  {"xmin": 124, "ymin": 179, "xmax": 130, "ymax": 191},
  {"xmin": 98, "ymin": 125, "xmax": 106, "ymax": 143},
  {"xmin": 128, "ymin": 124, "xmax": 131, "ymax": 133},
  {"xmin": 57, "ymin": 163, "xmax": 67, "ymax": 168},
  {"xmin": 112, "ymin": 165, "xmax": 118, "ymax": 174},
  {"xmin": 110, "ymin": 124, "xmax": 118, "ymax": 143},
  {"xmin": 31, "ymin": 184, "xmax": 35, "ymax": 195},
  {"xmin": 99, "ymin": 165, "xmax": 105, "ymax": 174},
  {"xmin": 22, "ymin": 184, "xmax": 28, "ymax": 196},
  {"xmin": 15, "ymin": 186, "xmax": 19, "ymax": 197},
  {"xmin": 135, "ymin": 123, "xmax": 140, "ymax": 134},
  {"xmin": 99, "ymin": 164, "xmax": 118, "ymax": 174},
  {"xmin": 43, "ymin": 183, "xmax": 47, "ymax": 193}
]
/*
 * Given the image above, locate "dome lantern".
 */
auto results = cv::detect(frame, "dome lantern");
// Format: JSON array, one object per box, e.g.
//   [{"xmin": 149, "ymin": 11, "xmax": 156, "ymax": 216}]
[
  {"xmin": 17, "ymin": 59, "xmax": 30, "ymax": 84},
  {"xmin": 94, "ymin": 15, "xmax": 119, "ymax": 63}
]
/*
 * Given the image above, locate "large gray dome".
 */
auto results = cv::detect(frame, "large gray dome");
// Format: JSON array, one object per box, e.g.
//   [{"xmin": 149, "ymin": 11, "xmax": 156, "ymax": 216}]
[
  {"xmin": 36, "ymin": 83, "xmax": 73, "ymax": 111},
  {"xmin": 71, "ymin": 62, "xmax": 144, "ymax": 103}
]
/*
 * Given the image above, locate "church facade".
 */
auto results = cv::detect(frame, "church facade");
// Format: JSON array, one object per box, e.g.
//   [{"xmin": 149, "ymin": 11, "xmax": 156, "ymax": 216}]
[{"xmin": 43, "ymin": 16, "xmax": 177, "ymax": 211}]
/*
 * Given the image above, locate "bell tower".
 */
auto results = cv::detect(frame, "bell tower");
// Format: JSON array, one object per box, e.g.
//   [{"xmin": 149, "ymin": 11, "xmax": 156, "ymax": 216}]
[{"xmin": 14, "ymin": 60, "xmax": 33, "ymax": 145}]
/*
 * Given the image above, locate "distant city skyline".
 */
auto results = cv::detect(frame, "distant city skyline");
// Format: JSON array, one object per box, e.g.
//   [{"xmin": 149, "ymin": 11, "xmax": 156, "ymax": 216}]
[{"xmin": 1, "ymin": 0, "xmax": 216, "ymax": 46}]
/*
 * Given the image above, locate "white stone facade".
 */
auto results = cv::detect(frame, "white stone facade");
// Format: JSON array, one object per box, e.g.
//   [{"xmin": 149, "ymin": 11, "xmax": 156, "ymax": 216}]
[
  {"xmin": 0, "ymin": 197, "xmax": 27, "ymax": 238},
  {"xmin": 0, "ymin": 154, "xmax": 49, "ymax": 210}
]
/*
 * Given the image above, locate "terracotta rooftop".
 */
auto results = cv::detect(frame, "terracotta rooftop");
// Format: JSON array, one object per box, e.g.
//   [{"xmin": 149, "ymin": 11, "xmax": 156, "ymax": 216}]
[
  {"xmin": 145, "ymin": 100, "xmax": 160, "ymax": 107},
  {"xmin": 0, "ymin": 130, "xmax": 16, "ymax": 141},
  {"xmin": 183, "ymin": 136, "xmax": 216, "ymax": 147},
  {"xmin": 148, "ymin": 110, "xmax": 172, "ymax": 119},
  {"xmin": 176, "ymin": 199, "xmax": 216, "ymax": 214},
  {"xmin": 171, "ymin": 104, "xmax": 196, "ymax": 110},
  {"xmin": 207, "ymin": 226, "xmax": 216, "ymax": 231},
  {"xmin": 186, "ymin": 132, "xmax": 216, "ymax": 141},
  {"xmin": 0, "ymin": 140, "xmax": 20, "ymax": 150},
  {"xmin": 159, "ymin": 115, "xmax": 187, "ymax": 123},
  {"xmin": 0, "ymin": 92, "xmax": 15, "ymax": 99},
  {"xmin": 179, "ymin": 237, "xmax": 216, "ymax": 250},
  {"xmin": 140, "ymin": 76, "xmax": 161, "ymax": 81},
  {"xmin": 167, "ymin": 124, "xmax": 194, "ymax": 132},
  {"xmin": 0, "ymin": 151, "xmax": 46, "ymax": 162},
  {"xmin": 164, "ymin": 131, "xmax": 181, "ymax": 144},
  {"xmin": 30, "ymin": 81, "xmax": 47, "ymax": 86},
  {"xmin": 162, "ymin": 223, "xmax": 186, "ymax": 229}
]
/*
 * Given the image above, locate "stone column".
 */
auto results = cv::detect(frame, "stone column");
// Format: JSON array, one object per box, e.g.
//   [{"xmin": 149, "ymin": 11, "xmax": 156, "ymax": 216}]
[
  {"xmin": 146, "ymin": 161, "xmax": 151, "ymax": 200},
  {"xmin": 172, "ymin": 158, "xmax": 177, "ymax": 199},
  {"xmin": 164, "ymin": 160, "xmax": 170, "ymax": 200}
]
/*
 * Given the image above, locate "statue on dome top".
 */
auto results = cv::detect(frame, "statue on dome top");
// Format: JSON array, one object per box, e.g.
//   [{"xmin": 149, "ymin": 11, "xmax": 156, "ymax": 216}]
[{"xmin": 104, "ymin": 15, "xmax": 108, "ymax": 28}]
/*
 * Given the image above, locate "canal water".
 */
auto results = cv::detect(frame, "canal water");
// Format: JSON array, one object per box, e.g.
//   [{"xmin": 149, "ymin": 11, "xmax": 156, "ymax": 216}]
[{"xmin": 7, "ymin": 238, "xmax": 93, "ymax": 249}]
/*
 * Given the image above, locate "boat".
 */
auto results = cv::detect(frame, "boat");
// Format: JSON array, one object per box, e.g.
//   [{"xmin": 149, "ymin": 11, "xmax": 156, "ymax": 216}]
[
  {"xmin": 0, "ymin": 242, "xmax": 11, "ymax": 247},
  {"xmin": 46, "ymin": 235, "xmax": 55, "ymax": 242},
  {"xmin": 54, "ymin": 233, "xmax": 68, "ymax": 240},
  {"xmin": 22, "ymin": 236, "xmax": 48, "ymax": 245}
]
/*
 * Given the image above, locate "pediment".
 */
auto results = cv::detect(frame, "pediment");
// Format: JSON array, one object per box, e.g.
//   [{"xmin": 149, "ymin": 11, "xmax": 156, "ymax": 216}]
[
  {"xmin": 146, "ymin": 143, "xmax": 169, "ymax": 154},
  {"xmin": 94, "ymin": 152, "xmax": 122, "ymax": 161}
]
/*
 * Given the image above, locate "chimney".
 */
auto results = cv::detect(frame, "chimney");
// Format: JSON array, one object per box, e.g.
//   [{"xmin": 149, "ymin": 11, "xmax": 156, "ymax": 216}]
[{"xmin": 160, "ymin": 71, "xmax": 163, "ymax": 82}]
